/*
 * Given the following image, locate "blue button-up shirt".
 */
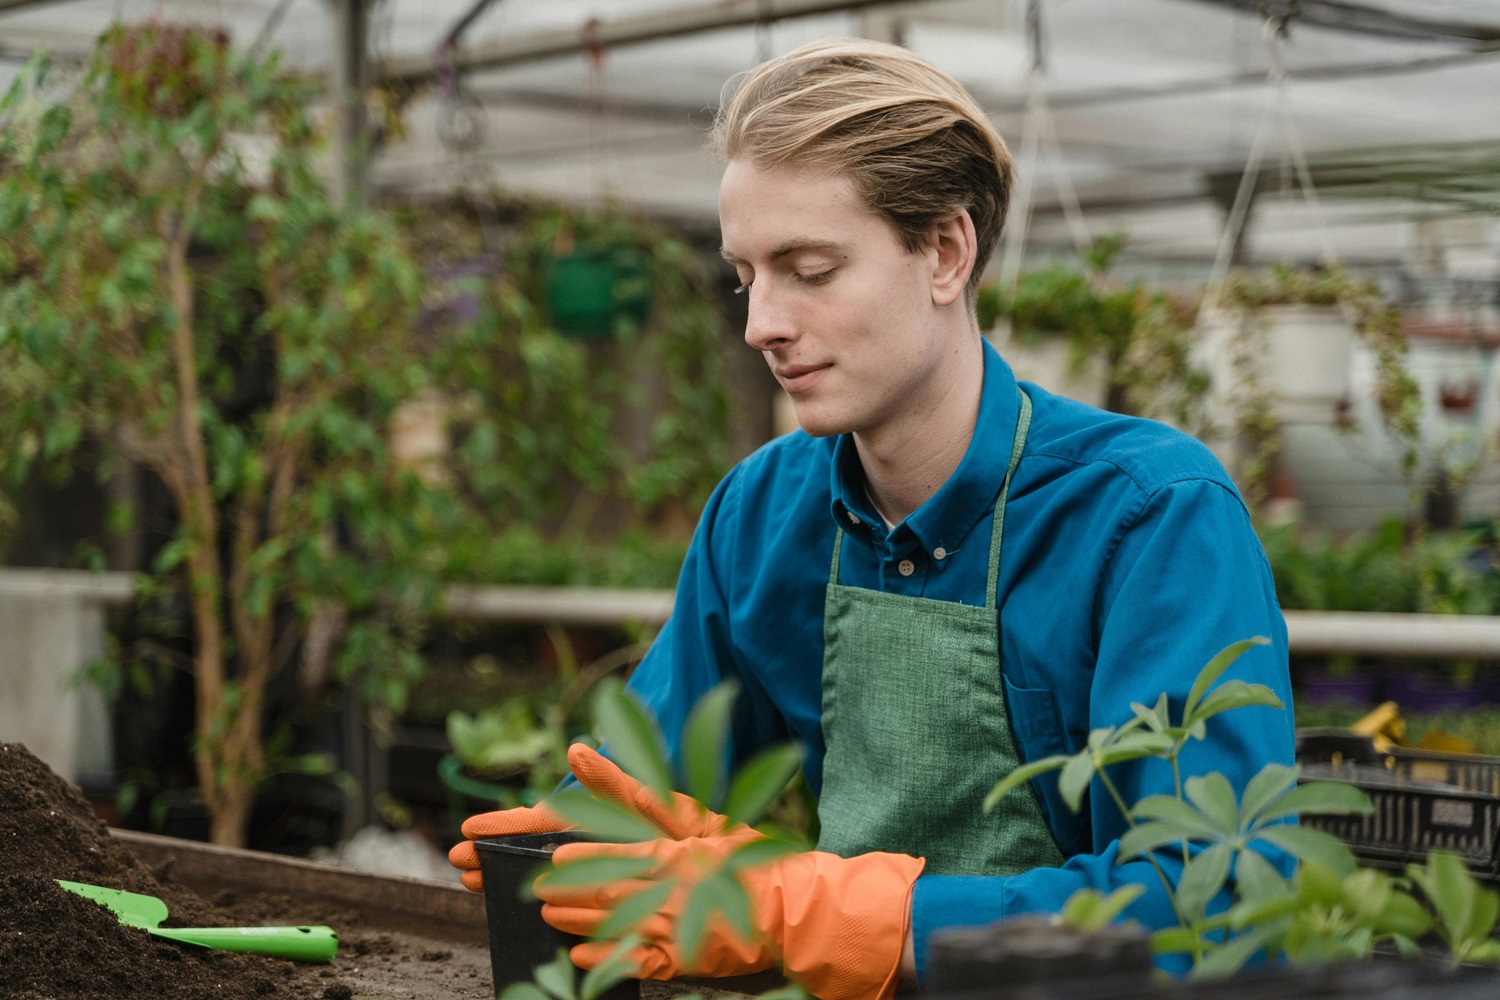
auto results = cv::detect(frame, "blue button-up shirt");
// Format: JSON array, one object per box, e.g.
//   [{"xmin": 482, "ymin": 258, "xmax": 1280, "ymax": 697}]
[{"xmin": 623, "ymin": 338, "xmax": 1294, "ymax": 981}]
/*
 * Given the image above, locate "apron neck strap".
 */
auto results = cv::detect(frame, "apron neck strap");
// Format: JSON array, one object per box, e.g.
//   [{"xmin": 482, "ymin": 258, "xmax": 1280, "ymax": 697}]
[
  {"xmin": 830, "ymin": 389, "xmax": 1034, "ymax": 600},
  {"xmin": 985, "ymin": 389, "xmax": 1032, "ymax": 609}
]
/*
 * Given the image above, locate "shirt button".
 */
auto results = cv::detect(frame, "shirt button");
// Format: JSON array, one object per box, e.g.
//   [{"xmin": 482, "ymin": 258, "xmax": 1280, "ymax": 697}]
[
  {"xmin": 898, "ymin": 559, "xmax": 915, "ymax": 577},
  {"xmin": 933, "ymin": 547, "xmax": 948, "ymax": 561}
]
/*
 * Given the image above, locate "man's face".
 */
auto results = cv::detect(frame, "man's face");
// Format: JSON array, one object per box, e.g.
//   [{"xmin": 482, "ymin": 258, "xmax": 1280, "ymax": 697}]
[{"xmin": 718, "ymin": 160, "xmax": 949, "ymax": 440}]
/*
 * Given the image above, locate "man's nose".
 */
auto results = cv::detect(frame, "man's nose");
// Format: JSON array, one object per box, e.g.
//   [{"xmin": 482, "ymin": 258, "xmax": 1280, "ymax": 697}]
[{"xmin": 743, "ymin": 282, "xmax": 796, "ymax": 353}]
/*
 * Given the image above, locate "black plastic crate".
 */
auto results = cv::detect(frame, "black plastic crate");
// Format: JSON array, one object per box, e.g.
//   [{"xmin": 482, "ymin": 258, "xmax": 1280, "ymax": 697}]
[{"xmin": 1296, "ymin": 729, "xmax": 1500, "ymax": 881}]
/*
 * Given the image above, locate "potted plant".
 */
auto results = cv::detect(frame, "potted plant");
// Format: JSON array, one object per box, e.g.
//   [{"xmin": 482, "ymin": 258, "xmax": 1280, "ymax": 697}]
[
  {"xmin": 441, "ymin": 697, "xmax": 570, "ymax": 837},
  {"xmin": 1215, "ymin": 266, "xmax": 1421, "ymax": 451}
]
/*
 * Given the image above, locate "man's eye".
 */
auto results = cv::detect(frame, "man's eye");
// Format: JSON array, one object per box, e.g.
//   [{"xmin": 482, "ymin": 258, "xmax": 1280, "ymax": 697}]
[
  {"xmin": 733, "ymin": 279, "xmax": 752, "ymax": 295},
  {"xmin": 797, "ymin": 270, "xmax": 834, "ymax": 285}
]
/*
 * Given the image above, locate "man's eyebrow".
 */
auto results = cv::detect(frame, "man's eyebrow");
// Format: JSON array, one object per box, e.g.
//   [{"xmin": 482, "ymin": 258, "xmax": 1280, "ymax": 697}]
[{"xmin": 720, "ymin": 239, "xmax": 846, "ymax": 265}]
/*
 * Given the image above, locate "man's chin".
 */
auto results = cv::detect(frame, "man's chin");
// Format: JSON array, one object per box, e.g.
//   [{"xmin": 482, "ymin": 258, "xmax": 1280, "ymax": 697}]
[{"xmin": 788, "ymin": 407, "xmax": 847, "ymax": 439}]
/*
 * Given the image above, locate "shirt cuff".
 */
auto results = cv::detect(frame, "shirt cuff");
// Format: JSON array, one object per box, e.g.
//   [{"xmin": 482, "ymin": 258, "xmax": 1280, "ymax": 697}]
[{"xmin": 910, "ymin": 874, "xmax": 1011, "ymax": 985}]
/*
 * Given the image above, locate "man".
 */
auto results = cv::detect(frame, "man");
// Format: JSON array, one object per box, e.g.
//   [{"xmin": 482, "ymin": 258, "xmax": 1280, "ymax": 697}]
[{"xmin": 451, "ymin": 38, "xmax": 1294, "ymax": 999}]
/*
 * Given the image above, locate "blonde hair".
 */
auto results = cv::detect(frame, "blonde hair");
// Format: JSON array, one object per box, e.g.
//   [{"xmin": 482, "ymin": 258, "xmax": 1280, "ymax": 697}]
[{"xmin": 711, "ymin": 38, "xmax": 1013, "ymax": 293}]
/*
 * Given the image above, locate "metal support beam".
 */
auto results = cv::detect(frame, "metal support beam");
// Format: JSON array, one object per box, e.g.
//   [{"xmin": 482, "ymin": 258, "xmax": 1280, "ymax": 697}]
[
  {"xmin": 379, "ymin": 0, "xmax": 941, "ymax": 86},
  {"xmin": 1182, "ymin": 0, "xmax": 1500, "ymax": 44},
  {"xmin": 0, "ymin": 0, "xmax": 76, "ymax": 12},
  {"xmin": 329, "ymin": 0, "xmax": 371, "ymax": 207}
]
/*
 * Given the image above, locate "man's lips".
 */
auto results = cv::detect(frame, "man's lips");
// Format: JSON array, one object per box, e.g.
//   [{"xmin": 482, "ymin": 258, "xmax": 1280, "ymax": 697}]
[{"xmin": 775, "ymin": 362, "xmax": 832, "ymax": 392}]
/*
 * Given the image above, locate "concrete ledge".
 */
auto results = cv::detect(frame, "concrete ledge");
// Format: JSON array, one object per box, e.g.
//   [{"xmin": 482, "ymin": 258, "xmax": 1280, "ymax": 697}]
[{"xmin": 0, "ymin": 568, "xmax": 135, "ymax": 604}]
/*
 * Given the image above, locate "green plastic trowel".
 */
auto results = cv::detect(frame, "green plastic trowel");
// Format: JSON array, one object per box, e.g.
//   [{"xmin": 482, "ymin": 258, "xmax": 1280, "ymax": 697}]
[{"xmin": 57, "ymin": 880, "xmax": 339, "ymax": 962}]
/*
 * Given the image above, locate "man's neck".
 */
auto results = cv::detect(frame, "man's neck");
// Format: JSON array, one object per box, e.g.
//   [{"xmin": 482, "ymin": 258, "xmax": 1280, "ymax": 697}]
[{"xmin": 854, "ymin": 337, "xmax": 985, "ymax": 525}]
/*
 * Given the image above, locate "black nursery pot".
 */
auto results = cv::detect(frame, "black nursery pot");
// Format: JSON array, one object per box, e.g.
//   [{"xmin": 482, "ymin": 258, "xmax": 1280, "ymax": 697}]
[{"xmin": 475, "ymin": 833, "xmax": 637, "ymax": 1000}]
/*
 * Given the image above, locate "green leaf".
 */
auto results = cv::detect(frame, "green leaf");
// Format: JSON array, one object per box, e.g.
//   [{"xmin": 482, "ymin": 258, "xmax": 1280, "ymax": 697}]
[
  {"xmin": 1183, "ymin": 637, "xmax": 1270, "ymax": 721},
  {"xmin": 680, "ymin": 681, "xmax": 738, "ymax": 807},
  {"xmin": 595, "ymin": 881, "xmax": 674, "ymax": 941},
  {"xmin": 1294, "ymin": 860, "xmax": 1351, "ymax": 909},
  {"xmin": 721, "ymin": 743, "xmax": 802, "ymax": 826},
  {"xmin": 1118, "ymin": 820, "xmax": 1193, "ymax": 861},
  {"xmin": 723, "ymin": 836, "xmax": 798, "ymax": 873},
  {"xmin": 592, "ymin": 679, "xmax": 674, "ymax": 803},
  {"xmin": 984, "ymin": 753, "xmax": 1073, "ymax": 813},
  {"xmin": 1150, "ymin": 925, "xmax": 1206, "ymax": 956},
  {"xmin": 1236, "ymin": 764, "xmax": 1301, "ymax": 832},
  {"xmin": 1373, "ymin": 888, "xmax": 1432, "ymax": 940},
  {"xmin": 1233, "ymin": 847, "xmax": 1293, "ymax": 910},
  {"xmin": 677, "ymin": 872, "xmax": 750, "ymax": 964},
  {"xmin": 1130, "ymin": 795, "xmax": 1225, "ymax": 842},
  {"xmin": 1253, "ymin": 781, "xmax": 1373, "ymax": 826},
  {"xmin": 1175, "ymin": 842, "xmax": 1233, "ymax": 921},
  {"xmin": 1096, "ymin": 729, "xmax": 1176, "ymax": 766},
  {"xmin": 548, "ymin": 791, "xmax": 664, "ymax": 843},
  {"xmin": 1056, "ymin": 884, "xmax": 1144, "ymax": 931},
  {"xmin": 1342, "ymin": 867, "xmax": 1392, "ymax": 925},
  {"xmin": 533, "ymin": 948, "xmax": 578, "ymax": 1000},
  {"xmin": 1058, "ymin": 751, "xmax": 1095, "ymax": 813},
  {"xmin": 541, "ymin": 855, "xmax": 655, "ymax": 889},
  {"xmin": 1191, "ymin": 926, "xmax": 1278, "ymax": 980},
  {"xmin": 499, "ymin": 984, "xmax": 552, "ymax": 1000},
  {"xmin": 580, "ymin": 936, "xmax": 646, "ymax": 999},
  {"xmin": 1466, "ymin": 882, "xmax": 1500, "ymax": 944},
  {"xmin": 1183, "ymin": 773, "xmax": 1240, "ymax": 839},
  {"xmin": 1463, "ymin": 937, "xmax": 1500, "ymax": 965},
  {"xmin": 1191, "ymin": 681, "xmax": 1283, "ymax": 726},
  {"xmin": 1256, "ymin": 825, "xmax": 1358, "ymax": 875}
]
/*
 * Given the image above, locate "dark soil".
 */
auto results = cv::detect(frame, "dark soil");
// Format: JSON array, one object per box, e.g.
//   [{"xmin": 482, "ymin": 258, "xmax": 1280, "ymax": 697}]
[{"xmin": 0, "ymin": 742, "xmax": 359, "ymax": 1000}]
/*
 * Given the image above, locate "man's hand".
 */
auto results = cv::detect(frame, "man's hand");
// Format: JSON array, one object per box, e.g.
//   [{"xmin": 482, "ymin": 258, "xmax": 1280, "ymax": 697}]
[
  {"xmin": 535, "ymin": 837, "xmax": 924, "ymax": 1000},
  {"xmin": 447, "ymin": 743, "xmax": 740, "ymax": 892}
]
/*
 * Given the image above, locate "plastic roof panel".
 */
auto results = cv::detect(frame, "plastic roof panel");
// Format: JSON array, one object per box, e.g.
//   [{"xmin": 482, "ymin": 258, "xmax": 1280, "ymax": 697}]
[{"xmin": 3, "ymin": 0, "xmax": 1498, "ymax": 271}]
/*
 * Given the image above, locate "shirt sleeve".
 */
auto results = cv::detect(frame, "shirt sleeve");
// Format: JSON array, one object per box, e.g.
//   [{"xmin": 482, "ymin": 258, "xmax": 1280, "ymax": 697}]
[
  {"xmin": 622, "ymin": 465, "xmax": 792, "ymax": 776},
  {"xmin": 911, "ymin": 476, "xmax": 1296, "ymax": 982}
]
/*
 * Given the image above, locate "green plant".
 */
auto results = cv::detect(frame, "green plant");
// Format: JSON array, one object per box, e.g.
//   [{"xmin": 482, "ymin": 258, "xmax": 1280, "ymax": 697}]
[
  {"xmin": 977, "ymin": 233, "xmax": 1210, "ymax": 427},
  {"xmin": 503, "ymin": 678, "xmax": 812, "ymax": 1000},
  {"xmin": 429, "ymin": 204, "xmax": 732, "ymax": 544},
  {"xmin": 988, "ymin": 637, "xmax": 1500, "ymax": 977},
  {"xmin": 448, "ymin": 699, "xmax": 565, "ymax": 781},
  {"xmin": 1259, "ymin": 517, "xmax": 1500, "ymax": 618},
  {"xmin": 0, "ymin": 27, "xmax": 462, "ymax": 845}
]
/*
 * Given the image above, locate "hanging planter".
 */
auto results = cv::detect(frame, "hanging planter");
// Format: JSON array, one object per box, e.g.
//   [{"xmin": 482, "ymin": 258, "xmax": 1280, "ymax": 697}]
[
  {"xmin": 542, "ymin": 244, "xmax": 653, "ymax": 340},
  {"xmin": 1257, "ymin": 303, "xmax": 1360, "ymax": 422}
]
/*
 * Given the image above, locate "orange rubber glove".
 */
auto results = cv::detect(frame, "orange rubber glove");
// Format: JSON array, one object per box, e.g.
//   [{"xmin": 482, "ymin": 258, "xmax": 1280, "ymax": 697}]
[
  {"xmin": 536, "ymin": 837, "xmax": 924, "ymax": 1000},
  {"xmin": 448, "ymin": 743, "xmax": 737, "ymax": 892}
]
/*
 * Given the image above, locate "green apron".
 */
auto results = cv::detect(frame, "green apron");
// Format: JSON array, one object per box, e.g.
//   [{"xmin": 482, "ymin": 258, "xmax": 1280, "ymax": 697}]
[{"xmin": 816, "ymin": 390, "xmax": 1065, "ymax": 876}]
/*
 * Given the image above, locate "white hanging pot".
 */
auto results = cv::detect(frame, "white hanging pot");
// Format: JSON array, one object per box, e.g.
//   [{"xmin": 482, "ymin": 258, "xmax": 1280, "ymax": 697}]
[{"xmin": 1258, "ymin": 304, "xmax": 1358, "ymax": 423}]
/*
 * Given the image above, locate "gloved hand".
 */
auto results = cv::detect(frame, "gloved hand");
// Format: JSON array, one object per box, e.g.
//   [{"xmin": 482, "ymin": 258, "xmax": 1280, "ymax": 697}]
[
  {"xmin": 535, "ymin": 837, "xmax": 924, "ymax": 1000},
  {"xmin": 448, "ymin": 743, "xmax": 738, "ymax": 892}
]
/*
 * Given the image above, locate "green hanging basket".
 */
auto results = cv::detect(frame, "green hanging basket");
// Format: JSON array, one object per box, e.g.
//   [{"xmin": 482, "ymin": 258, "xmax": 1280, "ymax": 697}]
[{"xmin": 542, "ymin": 245, "xmax": 654, "ymax": 340}]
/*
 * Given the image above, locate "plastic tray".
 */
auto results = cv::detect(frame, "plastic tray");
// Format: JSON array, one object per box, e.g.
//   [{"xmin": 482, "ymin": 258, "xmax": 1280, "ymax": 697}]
[{"xmin": 1296, "ymin": 729, "xmax": 1500, "ymax": 880}]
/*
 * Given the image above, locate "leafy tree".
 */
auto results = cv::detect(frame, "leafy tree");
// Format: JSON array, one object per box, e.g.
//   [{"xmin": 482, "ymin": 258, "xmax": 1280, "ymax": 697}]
[{"xmin": 0, "ymin": 24, "xmax": 456, "ymax": 845}]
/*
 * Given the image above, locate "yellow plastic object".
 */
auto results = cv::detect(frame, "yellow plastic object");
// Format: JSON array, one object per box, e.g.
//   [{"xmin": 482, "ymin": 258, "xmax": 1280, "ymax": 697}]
[{"xmin": 1349, "ymin": 700, "xmax": 1404, "ymax": 752}]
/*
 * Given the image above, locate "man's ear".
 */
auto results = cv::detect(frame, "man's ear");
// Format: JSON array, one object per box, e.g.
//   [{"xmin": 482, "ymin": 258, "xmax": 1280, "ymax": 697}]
[{"xmin": 927, "ymin": 210, "xmax": 978, "ymax": 307}]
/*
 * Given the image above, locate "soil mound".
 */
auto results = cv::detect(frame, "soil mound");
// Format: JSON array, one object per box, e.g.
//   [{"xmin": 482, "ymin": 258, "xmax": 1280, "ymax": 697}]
[{"xmin": 0, "ymin": 742, "xmax": 354, "ymax": 999}]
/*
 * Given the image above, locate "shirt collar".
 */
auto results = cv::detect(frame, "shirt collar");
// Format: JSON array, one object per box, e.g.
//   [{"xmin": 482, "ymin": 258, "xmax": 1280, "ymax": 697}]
[{"xmin": 827, "ymin": 339, "xmax": 1021, "ymax": 557}]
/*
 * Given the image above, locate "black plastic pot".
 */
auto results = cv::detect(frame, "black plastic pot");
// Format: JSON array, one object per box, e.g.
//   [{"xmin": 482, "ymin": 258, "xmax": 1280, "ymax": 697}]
[
  {"xmin": 475, "ymin": 833, "xmax": 637, "ymax": 1000},
  {"xmin": 926, "ymin": 915, "xmax": 1154, "ymax": 998}
]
